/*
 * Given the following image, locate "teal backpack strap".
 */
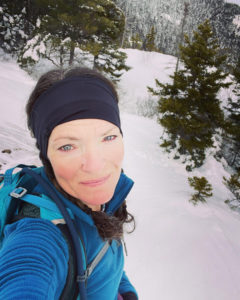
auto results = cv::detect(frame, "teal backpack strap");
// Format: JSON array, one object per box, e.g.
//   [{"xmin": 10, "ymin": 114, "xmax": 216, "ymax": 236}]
[
  {"xmin": 58, "ymin": 223, "xmax": 79, "ymax": 300},
  {"xmin": 0, "ymin": 165, "xmax": 37, "ymax": 247}
]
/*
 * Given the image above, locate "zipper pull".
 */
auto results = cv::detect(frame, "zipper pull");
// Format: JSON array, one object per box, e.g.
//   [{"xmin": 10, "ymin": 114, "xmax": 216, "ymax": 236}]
[{"xmin": 122, "ymin": 238, "xmax": 128, "ymax": 256}]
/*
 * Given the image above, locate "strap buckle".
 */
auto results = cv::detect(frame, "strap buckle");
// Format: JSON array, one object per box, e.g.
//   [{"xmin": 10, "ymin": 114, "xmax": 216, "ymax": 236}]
[{"xmin": 10, "ymin": 187, "xmax": 27, "ymax": 198}]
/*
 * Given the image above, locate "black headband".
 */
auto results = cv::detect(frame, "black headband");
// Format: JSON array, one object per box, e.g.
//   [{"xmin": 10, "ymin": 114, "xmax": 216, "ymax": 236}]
[{"xmin": 29, "ymin": 76, "xmax": 121, "ymax": 159}]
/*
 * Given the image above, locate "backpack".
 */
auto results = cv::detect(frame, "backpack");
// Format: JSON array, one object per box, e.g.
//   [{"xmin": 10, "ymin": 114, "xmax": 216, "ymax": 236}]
[{"xmin": 0, "ymin": 165, "xmax": 110, "ymax": 300}]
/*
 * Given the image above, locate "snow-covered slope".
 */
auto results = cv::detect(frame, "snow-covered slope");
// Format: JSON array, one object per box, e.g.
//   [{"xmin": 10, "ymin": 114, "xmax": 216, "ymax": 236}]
[
  {"xmin": 0, "ymin": 56, "xmax": 40, "ymax": 169},
  {"xmin": 1, "ymin": 49, "xmax": 240, "ymax": 299},
  {"xmin": 225, "ymin": 0, "xmax": 240, "ymax": 5},
  {"xmin": 119, "ymin": 49, "xmax": 177, "ymax": 114}
]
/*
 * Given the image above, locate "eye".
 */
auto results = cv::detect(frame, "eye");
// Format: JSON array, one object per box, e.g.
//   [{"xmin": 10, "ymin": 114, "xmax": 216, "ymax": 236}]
[
  {"xmin": 58, "ymin": 144, "xmax": 73, "ymax": 152},
  {"xmin": 103, "ymin": 135, "xmax": 117, "ymax": 142}
]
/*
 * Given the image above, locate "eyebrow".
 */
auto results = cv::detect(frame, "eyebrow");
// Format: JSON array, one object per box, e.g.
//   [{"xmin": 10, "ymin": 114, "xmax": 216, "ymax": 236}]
[
  {"xmin": 101, "ymin": 126, "xmax": 116, "ymax": 136},
  {"xmin": 52, "ymin": 126, "xmax": 117, "ymax": 143},
  {"xmin": 52, "ymin": 136, "xmax": 81, "ymax": 143}
]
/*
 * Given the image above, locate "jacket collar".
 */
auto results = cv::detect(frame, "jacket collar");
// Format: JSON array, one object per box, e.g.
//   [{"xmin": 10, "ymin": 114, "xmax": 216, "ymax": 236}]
[{"xmin": 39, "ymin": 168, "xmax": 134, "ymax": 226}]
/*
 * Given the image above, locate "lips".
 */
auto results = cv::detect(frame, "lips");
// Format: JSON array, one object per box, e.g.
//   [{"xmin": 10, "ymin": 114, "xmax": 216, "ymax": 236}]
[{"xmin": 80, "ymin": 174, "xmax": 110, "ymax": 187}]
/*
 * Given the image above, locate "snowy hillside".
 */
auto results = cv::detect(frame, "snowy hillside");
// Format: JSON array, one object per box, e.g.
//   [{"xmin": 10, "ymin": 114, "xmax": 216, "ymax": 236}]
[
  {"xmin": 225, "ymin": 0, "xmax": 240, "ymax": 5},
  {"xmin": 1, "ymin": 49, "xmax": 240, "ymax": 300}
]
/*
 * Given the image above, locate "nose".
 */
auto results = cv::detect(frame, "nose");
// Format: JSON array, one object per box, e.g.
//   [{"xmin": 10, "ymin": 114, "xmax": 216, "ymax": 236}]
[{"xmin": 80, "ymin": 144, "xmax": 105, "ymax": 173}]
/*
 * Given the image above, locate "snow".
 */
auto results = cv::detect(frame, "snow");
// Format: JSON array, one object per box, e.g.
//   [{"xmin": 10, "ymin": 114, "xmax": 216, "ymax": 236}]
[
  {"xmin": 36, "ymin": 18, "xmax": 41, "ymax": 28},
  {"xmin": 1, "ymin": 49, "xmax": 240, "ymax": 299},
  {"xmin": 233, "ymin": 14, "xmax": 240, "ymax": 29},
  {"xmin": 161, "ymin": 13, "xmax": 181, "ymax": 26},
  {"xmin": 23, "ymin": 34, "xmax": 47, "ymax": 61},
  {"xmin": 225, "ymin": 0, "xmax": 240, "ymax": 5},
  {"xmin": 61, "ymin": 37, "xmax": 71, "ymax": 44},
  {"xmin": 18, "ymin": 29, "xmax": 28, "ymax": 39},
  {"xmin": 8, "ymin": 15, "xmax": 14, "ymax": 24},
  {"xmin": 119, "ymin": 49, "xmax": 176, "ymax": 114}
]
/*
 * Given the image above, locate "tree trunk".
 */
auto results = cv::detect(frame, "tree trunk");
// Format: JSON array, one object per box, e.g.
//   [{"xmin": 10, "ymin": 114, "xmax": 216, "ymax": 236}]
[
  {"xmin": 25, "ymin": 0, "xmax": 31, "ymax": 35},
  {"xmin": 231, "ymin": 152, "xmax": 238, "ymax": 167},
  {"xmin": 93, "ymin": 55, "xmax": 98, "ymax": 70},
  {"xmin": 121, "ymin": 16, "xmax": 127, "ymax": 48},
  {"xmin": 69, "ymin": 43, "xmax": 75, "ymax": 66},
  {"xmin": 60, "ymin": 46, "xmax": 64, "ymax": 67},
  {"xmin": 175, "ymin": 2, "xmax": 189, "ymax": 73}
]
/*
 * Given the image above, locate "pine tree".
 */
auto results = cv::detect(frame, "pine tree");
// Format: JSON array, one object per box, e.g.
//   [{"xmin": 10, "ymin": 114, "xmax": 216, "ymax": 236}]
[
  {"xmin": 188, "ymin": 176, "xmax": 213, "ymax": 205},
  {"xmin": 0, "ymin": 0, "xmax": 48, "ymax": 55},
  {"xmin": 144, "ymin": 26, "xmax": 157, "ymax": 52},
  {"xmin": 0, "ymin": 5, "xmax": 30, "ymax": 54},
  {"xmin": 223, "ymin": 58, "xmax": 240, "ymax": 168},
  {"xmin": 93, "ymin": 48, "xmax": 130, "ymax": 83},
  {"xmin": 18, "ymin": 0, "xmax": 126, "ymax": 72},
  {"xmin": 148, "ymin": 20, "xmax": 230, "ymax": 170},
  {"xmin": 130, "ymin": 33, "xmax": 142, "ymax": 49},
  {"xmin": 122, "ymin": 37, "xmax": 131, "ymax": 48},
  {"xmin": 223, "ymin": 170, "xmax": 240, "ymax": 210}
]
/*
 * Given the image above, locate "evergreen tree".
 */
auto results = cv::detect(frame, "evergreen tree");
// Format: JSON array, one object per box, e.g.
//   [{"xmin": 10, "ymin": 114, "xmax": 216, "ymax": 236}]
[
  {"xmin": 188, "ymin": 176, "xmax": 213, "ymax": 205},
  {"xmin": 122, "ymin": 37, "xmax": 131, "ymax": 48},
  {"xmin": 0, "ymin": 5, "xmax": 29, "ymax": 54},
  {"xmin": 223, "ymin": 58, "xmax": 240, "ymax": 168},
  {"xmin": 93, "ymin": 48, "xmax": 130, "ymax": 83},
  {"xmin": 18, "ymin": 0, "xmax": 126, "ymax": 71},
  {"xmin": 223, "ymin": 170, "xmax": 240, "ymax": 210},
  {"xmin": 144, "ymin": 26, "xmax": 157, "ymax": 52},
  {"xmin": 130, "ymin": 33, "xmax": 142, "ymax": 49},
  {"xmin": 0, "ymin": 0, "xmax": 48, "ymax": 55},
  {"xmin": 148, "ymin": 20, "xmax": 230, "ymax": 170}
]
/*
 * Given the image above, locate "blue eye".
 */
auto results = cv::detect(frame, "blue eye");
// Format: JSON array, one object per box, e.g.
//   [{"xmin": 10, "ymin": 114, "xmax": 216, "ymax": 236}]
[
  {"xmin": 59, "ymin": 145, "xmax": 73, "ymax": 152},
  {"xmin": 103, "ymin": 135, "xmax": 117, "ymax": 142}
]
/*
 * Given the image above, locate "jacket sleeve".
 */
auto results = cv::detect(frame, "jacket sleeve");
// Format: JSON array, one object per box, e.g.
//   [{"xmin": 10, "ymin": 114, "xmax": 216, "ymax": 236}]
[
  {"xmin": 0, "ymin": 218, "xmax": 69, "ymax": 300},
  {"xmin": 118, "ymin": 270, "xmax": 138, "ymax": 299}
]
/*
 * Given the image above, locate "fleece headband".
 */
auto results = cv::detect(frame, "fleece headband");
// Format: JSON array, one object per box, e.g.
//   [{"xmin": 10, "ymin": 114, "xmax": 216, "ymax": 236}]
[{"xmin": 30, "ymin": 76, "xmax": 121, "ymax": 159}]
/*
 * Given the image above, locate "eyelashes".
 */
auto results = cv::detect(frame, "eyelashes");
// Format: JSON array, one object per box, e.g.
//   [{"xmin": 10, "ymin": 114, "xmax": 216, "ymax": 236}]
[
  {"xmin": 58, "ymin": 144, "xmax": 73, "ymax": 152},
  {"xmin": 58, "ymin": 135, "xmax": 118, "ymax": 152},
  {"xmin": 103, "ymin": 135, "xmax": 117, "ymax": 142}
]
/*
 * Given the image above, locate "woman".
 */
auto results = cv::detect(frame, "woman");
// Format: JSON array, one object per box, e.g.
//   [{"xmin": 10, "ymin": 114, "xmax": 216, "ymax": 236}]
[{"xmin": 0, "ymin": 67, "xmax": 138, "ymax": 300}]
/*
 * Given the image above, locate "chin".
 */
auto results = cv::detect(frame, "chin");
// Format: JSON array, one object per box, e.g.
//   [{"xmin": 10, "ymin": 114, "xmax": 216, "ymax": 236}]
[{"xmin": 81, "ymin": 190, "xmax": 114, "ymax": 207}]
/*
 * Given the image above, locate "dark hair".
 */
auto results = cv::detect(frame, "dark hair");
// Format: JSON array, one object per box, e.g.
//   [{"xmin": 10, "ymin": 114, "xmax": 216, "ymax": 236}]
[{"xmin": 26, "ymin": 67, "xmax": 135, "ymax": 241}]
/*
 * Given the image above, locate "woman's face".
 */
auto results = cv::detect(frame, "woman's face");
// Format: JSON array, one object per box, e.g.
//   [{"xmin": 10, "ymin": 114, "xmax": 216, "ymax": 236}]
[{"xmin": 47, "ymin": 119, "xmax": 124, "ymax": 211}]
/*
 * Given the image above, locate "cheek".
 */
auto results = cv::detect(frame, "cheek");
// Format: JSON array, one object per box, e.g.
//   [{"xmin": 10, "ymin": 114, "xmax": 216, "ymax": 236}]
[
  {"xmin": 50, "ymin": 158, "xmax": 77, "ymax": 180},
  {"xmin": 107, "ymin": 142, "xmax": 124, "ymax": 167}
]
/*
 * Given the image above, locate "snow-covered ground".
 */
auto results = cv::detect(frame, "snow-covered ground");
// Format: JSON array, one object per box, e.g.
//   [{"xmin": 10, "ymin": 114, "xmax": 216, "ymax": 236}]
[
  {"xmin": 1, "ymin": 49, "xmax": 240, "ymax": 300},
  {"xmin": 225, "ymin": 0, "xmax": 240, "ymax": 6}
]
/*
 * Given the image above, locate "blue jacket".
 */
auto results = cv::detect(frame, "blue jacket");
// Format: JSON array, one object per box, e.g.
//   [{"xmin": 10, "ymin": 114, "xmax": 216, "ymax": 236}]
[{"xmin": 0, "ymin": 168, "xmax": 138, "ymax": 299}]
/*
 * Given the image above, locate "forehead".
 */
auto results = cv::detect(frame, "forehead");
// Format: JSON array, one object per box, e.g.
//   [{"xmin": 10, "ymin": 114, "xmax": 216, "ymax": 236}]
[{"xmin": 50, "ymin": 118, "xmax": 117, "ymax": 138}]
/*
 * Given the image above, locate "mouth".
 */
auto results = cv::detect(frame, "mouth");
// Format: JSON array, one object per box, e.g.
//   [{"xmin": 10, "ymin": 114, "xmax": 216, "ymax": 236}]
[{"xmin": 80, "ymin": 174, "xmax": 110, "ymax": 187}]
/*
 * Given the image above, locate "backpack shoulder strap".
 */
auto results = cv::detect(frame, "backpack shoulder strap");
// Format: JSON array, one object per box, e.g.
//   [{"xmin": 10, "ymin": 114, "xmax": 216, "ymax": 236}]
[
  {"xmin": 57, "ymin": 223, "xmax": 79, "ymax": 300},
  {"xmin": 0, "ymin": 166, "xmax": 33, "ymax": 245}
]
